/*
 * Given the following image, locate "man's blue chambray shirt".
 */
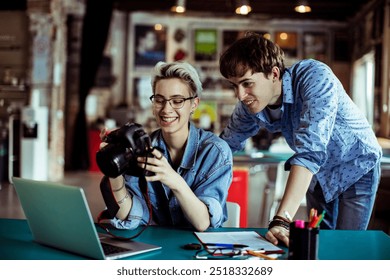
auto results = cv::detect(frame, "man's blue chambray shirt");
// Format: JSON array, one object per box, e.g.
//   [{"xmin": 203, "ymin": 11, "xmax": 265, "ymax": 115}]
[
  {"xmin": 220, "ymin": 59, "xmax": 382, "ymax": 203},
  {"xmin": 111, "ymin": 123, "xmax": 233, "ymax": 230}
]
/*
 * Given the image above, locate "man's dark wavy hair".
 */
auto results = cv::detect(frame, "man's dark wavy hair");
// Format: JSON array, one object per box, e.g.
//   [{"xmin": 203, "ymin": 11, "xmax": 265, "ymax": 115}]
[{"xmin": 219, "ymin": 32, "xmax": 285, "ymax": 79}]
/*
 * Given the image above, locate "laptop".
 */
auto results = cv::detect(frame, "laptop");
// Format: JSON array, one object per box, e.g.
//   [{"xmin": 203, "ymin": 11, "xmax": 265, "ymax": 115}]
[{"xmin": 12, "ymin": 177, "xmax": 161, "ymax": 260}]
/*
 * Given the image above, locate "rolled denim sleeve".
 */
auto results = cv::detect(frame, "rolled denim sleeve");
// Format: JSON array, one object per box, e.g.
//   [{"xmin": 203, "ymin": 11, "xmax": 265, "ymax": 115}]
[
  {"xmin": 285, "ymin": 152, "xmax": 323, "ymax": 174},
  {"xmin": 198, "ymin": 196, "xmax": 224, "ymax": 227},
  {"xmin": 109, "ymin": 191, "xmax": 146, "ymax": 230},
  {"xmin": 109, "ymin": 176, "xmax": 152, "ymax": 229},
  {"xmin": 193, "ymin": 156, "xmax": 233, "ymax": 228}
]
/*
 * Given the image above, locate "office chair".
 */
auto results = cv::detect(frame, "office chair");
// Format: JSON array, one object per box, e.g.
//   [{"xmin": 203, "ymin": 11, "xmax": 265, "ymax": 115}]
[{"xmin": 223, "ymin": 201, "xmax": 241, "ymax": 228}]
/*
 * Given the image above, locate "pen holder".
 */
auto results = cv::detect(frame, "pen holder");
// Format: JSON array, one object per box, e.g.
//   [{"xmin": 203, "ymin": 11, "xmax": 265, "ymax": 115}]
[{"xmin": 288, "ymin": 222, "xmax": 319, "ymax": 260}]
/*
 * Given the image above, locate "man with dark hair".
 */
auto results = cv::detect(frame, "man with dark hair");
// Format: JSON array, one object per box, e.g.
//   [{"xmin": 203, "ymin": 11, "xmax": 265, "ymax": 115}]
[{"xmin": 219, "ymin": 32, "xmax": 382, "ymax": 246}]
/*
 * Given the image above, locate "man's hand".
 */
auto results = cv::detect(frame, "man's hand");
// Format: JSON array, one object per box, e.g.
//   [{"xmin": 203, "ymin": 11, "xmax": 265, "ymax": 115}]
[{"xmin": 265, "ymin": 225, "xmax": 290, "ymax": 247}]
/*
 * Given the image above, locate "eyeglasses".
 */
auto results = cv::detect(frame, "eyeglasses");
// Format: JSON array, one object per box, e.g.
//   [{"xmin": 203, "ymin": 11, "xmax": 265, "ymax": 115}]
[
  {"xmin": 194, "ymin": 247, "xmax": 243, "ymax": 260},
  {"xmin": 149, "ymin": 95, "xmax": 197, "ymax": 109}
]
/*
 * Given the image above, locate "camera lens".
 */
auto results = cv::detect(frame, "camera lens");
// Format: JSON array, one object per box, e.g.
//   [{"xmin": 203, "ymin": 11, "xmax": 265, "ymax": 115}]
[{"xmin": 96, "ymin": 144, "xmax": 134, "ymax": 178}]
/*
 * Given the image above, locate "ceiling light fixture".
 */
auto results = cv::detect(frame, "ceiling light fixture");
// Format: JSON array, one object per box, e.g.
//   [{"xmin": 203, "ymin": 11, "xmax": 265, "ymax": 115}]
[
  {"xmin": 235, "ymin": 0, "xmax": 252, "ymax": 15},
  {"xmin": 171, "ymin": 0, "xmax": 186, "ymax": 13},
  {"xmin": 294, "ymin": 0, "xmax": 312, "ymax": 13}
]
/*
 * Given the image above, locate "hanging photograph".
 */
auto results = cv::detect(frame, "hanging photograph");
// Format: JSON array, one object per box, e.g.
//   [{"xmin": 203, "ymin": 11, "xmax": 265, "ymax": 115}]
[
  {"xmin": 194, "ymin": 29, "xmax": 217, "ymax": 62},
  {"xmin": 134, "ymin": 24, "xmax": 167, "ymax": 68},
  {"xmin": 303, "ymin": 32, "xmax": 328, "ymax": 63}
]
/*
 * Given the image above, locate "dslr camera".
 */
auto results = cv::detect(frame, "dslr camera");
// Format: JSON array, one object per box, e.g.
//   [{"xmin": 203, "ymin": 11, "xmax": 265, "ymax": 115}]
[{"xmin": 96, "ymin": 122, "xmax": 155, "ymax": 178}]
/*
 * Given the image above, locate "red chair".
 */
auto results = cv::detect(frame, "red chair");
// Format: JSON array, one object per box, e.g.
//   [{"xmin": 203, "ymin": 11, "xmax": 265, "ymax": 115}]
[{"xmin": 227, "ymin": 168, "xmax": 249, "ymax": 227}]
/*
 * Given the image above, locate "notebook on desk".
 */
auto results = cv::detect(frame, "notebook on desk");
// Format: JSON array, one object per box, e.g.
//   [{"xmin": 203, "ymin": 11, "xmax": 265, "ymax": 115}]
[{"xmin": 12, "ymin": 177, "xmax": 161, "ymax": 260}]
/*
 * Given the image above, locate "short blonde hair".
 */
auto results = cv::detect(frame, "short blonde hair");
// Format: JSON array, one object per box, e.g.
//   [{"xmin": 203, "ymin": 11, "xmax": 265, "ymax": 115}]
[{"xmin": 151, "ymin": 61, "xmax": 203, "ymax": 97}]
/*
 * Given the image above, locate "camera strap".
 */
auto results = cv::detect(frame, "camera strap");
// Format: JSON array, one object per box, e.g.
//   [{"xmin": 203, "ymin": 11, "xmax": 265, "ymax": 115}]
[
  {"xmin": 97, "ymin": 175, "xmax": 152, "ymax": 241},
  {"xmin": 98, "ymin": 176, "xmax": 119, "ymax": 220}
]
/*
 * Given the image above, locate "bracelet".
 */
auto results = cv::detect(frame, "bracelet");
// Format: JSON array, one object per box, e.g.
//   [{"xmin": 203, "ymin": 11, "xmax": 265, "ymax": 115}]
[
  {"xmin": 117, "ymin": 191, "xmax": 129, "ymax": 204},
  {"xmin": 268, "ymin": 219, "xmax": 290, "ymax": 230},
  {"xmin": 112, "ymin": 179, "xmax": 125, "ymax": 192},
  {"xmin": 273, "ymin": 215, "xmax": 291, "ymax": 223}
]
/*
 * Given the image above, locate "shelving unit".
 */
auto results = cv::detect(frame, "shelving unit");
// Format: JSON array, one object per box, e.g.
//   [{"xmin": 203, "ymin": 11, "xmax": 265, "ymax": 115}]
[{"xmin": 106, "ymin": 12, "xmax": 353, "ymax": 135}]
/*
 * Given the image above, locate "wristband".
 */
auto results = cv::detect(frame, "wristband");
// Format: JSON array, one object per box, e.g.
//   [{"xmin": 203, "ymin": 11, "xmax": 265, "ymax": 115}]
[
  {"xmin": 268, "ymin": 219, "xmax": 290, "ymax": 230},
  {"xmin": 113, "ymin": 179, "xmax": 125, "ymax": 192},
  {"xmin": 117, "ymin": 191, "xmax": 129, "ymax": 204},
  {"xmin": 273, "ymin": 215, "xmax": 291, "ymax": 223}
]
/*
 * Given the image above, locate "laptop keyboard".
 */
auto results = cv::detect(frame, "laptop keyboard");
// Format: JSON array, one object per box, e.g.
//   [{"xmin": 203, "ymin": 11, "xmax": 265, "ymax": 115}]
[{"xmin": 101, "ymin": 242, "xmax": 132, "ymax": 255}]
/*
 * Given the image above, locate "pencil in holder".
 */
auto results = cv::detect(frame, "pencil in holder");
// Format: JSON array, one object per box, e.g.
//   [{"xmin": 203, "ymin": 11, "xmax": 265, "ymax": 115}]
[{"xmin": 288, "ymin": 221, "xmax": 319, "ymax": 260}]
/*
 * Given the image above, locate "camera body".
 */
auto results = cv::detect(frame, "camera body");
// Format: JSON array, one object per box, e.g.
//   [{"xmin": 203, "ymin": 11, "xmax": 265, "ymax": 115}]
[{"xmin": 96, "ymin": 122, "xmax": 154, "ymax": 178}]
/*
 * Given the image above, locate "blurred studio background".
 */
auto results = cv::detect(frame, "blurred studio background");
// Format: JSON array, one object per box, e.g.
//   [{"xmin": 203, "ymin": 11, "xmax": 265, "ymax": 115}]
[{"xmin": 0, "ymin": 0, "xmax": 389, "ymax": 231}]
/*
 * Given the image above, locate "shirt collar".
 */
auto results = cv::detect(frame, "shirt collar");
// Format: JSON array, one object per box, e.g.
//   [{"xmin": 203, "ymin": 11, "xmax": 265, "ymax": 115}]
[
  {"xmin": 180, "ymin": 123, "xmax": 198, "ymax": 170},
  {"xmin": 282, "ymin": 68, "xmax": 294, "ymax": 104},
  {"xmin": 251, "ymin": 68, "xmax": 294, "ymax": 121},
  {"xmin": 151, "ymin": 122, "xmax": 198, "ymax": 171}
]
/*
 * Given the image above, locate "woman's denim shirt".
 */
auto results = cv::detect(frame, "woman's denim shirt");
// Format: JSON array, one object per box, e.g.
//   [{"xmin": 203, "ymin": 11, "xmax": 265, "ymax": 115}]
[{"xmin": 111, "ymin": 123, "xmax": 233, "ymax": 230}]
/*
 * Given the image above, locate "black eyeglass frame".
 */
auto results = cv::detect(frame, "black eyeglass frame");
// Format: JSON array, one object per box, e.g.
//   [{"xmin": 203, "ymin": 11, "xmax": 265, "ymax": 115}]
[
  {"xmin": 149, "ymin": 95, "xmax": 197, "ymax": 109},
  {"xmin": 193, "ymin": 247, "xmax": 243, "ymax": 260}
]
